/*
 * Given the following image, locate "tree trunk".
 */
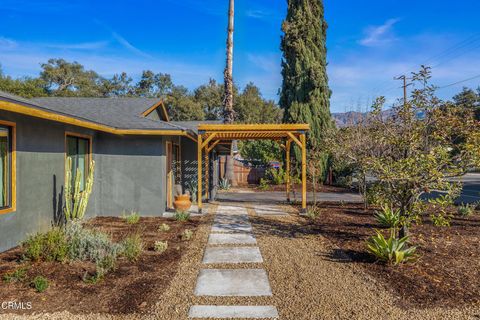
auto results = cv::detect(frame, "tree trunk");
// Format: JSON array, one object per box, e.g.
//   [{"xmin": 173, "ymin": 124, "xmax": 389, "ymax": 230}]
[
  {"xmin": 223, "ymin": 0, "xmax": 236, "ymax": 186},
  {"xmin": 223, "ymin": 0, "xmax": 235, "ymax": 124}
]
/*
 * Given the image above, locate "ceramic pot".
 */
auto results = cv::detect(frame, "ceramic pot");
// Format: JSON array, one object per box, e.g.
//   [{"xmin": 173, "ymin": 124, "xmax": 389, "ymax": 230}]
[{"xmin": 173, "ymin": 194, "xmax": 192, "ymax": 211}]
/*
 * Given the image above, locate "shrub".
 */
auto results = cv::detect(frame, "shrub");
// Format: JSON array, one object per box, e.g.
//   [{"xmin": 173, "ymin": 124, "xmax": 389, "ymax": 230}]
[
  {"xmin": 265, "ymin": 167, "xmax": 286, "ymax": 185},
  {"xmin": 182, "ymin": 229, "xmax": 193, "ymax": 241},
  {"xmin": 154, "ymin": 241, "xmax": 168, "ymax": 253},
  {"xmin": 186, "ymin": 179, "xmax": 198, "ymax": 203},
  {"xmin": 22, "ymin": 228, "xmax": 68, "ymax": 262},
  {"xmin": 158, "ymin": 223, "xmax": 171, "ymax": 232},
  {"xmin": 457, "ymin": 203, "xmax": 475, "ymax": 217},
  {"xmin": 31, "ymin": 276, "xmax": 49, "ymax": 293},
  {"xmin": 431, "ymin": 213, "xmax": 451, "ymax": 227},
  {"xmin": 65, "ymin": 222, "xmax": 122, "ymax": 277},
  {"xmin": 306, "ymin": 206, "xmax": 322, "ymax": 220},
  {"xmin": 122, "ymin": 210, "xmax": 140, "ymax": 224},
  {"xmin": 374, "ymin": 206, "xmax": 401, "ymax": 229},
  {"xmin": 366, "ymin": 230, "xmax": 416, "ymax": 265},
  {"xmin": 3, "ymin": 267, "xmax": 28, "ymax": 283},
  {"xmin": 121, "ymin": 234, "xmax": 143, "ymax": 262},
  {"xmin": 174, "ymin": 210, "xmax": 190, "ymax": 222},
  {"xmin": 258, "ymin": 178, "xmax": 270, "ymax": 191},
  {"xmin": 219, "ymin": 178, "xmax": 231, "ymax": 190}
]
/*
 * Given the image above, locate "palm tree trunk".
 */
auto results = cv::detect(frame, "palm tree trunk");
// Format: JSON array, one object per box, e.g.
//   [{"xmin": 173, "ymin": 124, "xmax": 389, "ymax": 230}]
[{"xmin": 224, "ymin": 0, "xmax": 236, "ymax": 186}]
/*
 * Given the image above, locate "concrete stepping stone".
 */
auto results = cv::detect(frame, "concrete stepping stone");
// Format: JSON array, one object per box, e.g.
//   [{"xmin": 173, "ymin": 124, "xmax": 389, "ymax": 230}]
[
  {"xmin": 208, "ymin": 233, "xmax": 257, "ymax": 245},
  {"xmin": 194, "ymin": 269, "xmax": 272, "ymax": 296},
  {"xmin": 214, "ymin": 214, "xmax": 250, "ymax": 224},
  {"xmin": 211, "ymin": 222, "xmax": 253, "ymax": 233},
  {"xmin": 217, "ymin": 206, "xmax": 248, "ymax": 215},
  {"xmin": 203, "ymin": 247, "xmax": 263, "ymax": 264},
  {"xmin": 189, "ymin": 305, "xmax": 279, "ymax": 319}
]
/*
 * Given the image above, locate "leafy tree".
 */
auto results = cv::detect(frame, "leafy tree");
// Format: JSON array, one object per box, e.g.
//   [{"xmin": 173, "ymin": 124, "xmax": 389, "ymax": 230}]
[
  {"xmin": 453, "ymin": 86, "xmax": 480, "ymax": 120},
  {"xmin": 332, "ymin": 67, "xmax": 480, "ymax": 237},
  {"xmin": 40, "ymin": 58, "xmax": 103, "ymax": 97},
  {"xmin": 100, "ymin": 72, "xmax": 133, "ymax": 97},
  {"xmin": 235, "ymin": 83, "xmax": 282, "ymax": 124},
  {"xmin": 0, "ymin": 66, "xmax": 47, "ymax": 98},
  {"xmin": 279, "ymin": 0, "xmax": 333, "ymax": 179},
  {"xmin": 194, "ymin": 79, "xmax": 224, "ymax": 120},
  {"xmin": 165, "ymin": 86, "xmax": 204, "ymax": 121},
  {"xmin": 239, "ymin": 140, "xmax": 282, "ymax": 166},
  {"xmin": 134, "ymin": 70, "xmax": 173, "ymax": 98}
]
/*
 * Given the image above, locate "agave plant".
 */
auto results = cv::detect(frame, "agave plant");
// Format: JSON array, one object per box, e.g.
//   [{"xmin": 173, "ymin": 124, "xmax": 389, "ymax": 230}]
[
  {"xmin": 374, "ymin": 205, "xmax": 401, "ymax": 229},
  {"xmin": 219, "ymin": 178, "xmax": 231, "ymax": 190},
  {"xmin": 366, "ymin": 229, "xmax": 416, "ymax": 265}
]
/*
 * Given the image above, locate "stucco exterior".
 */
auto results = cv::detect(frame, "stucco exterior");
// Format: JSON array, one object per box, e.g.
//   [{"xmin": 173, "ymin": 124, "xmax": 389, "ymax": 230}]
[{"xmin": 0, "ymin": 110, "xmax": 180, "ymax": 252}]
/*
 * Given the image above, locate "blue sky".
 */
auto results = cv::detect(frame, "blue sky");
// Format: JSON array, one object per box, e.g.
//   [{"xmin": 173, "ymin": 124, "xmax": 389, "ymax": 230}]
[{"xmin": 0, "ymin": 0, "xmax": 479, "ymax": 113}]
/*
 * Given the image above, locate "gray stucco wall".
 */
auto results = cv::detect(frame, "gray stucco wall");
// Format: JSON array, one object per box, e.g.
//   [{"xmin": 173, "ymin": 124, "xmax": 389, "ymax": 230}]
[{"xmin": 0, "ymin": 110, "xmax": 170, "ymax": 252}]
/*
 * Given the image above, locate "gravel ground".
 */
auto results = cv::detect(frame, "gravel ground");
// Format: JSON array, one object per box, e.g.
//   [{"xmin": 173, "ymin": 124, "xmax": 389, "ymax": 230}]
[
  {"xmin": 250, "ymin": 209, "xmax": 480, "ymax": 320},
  {"xmin": 2, "ymin": 202, "xmax": 479, "ymax": 320}
]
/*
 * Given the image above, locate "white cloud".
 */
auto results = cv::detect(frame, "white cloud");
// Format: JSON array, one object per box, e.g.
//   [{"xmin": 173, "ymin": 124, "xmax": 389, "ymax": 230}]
[
  {"xmin": 43, "ymin": 41, "xmax": 110, "ymax": 50},
  {"xmin": 111, "ymin": 32, "xmax": 152, "ymax": 59},
  {"xmin": 359, "ymin": 18, "xmax": 400, "ymax": 47},
  {"xmin": 0, "ymin": 37, "xmax": 18, "ymax": 50},
  {"xmin": 247, "ymin": 53, "xmax": 280, "ymax": 73}
]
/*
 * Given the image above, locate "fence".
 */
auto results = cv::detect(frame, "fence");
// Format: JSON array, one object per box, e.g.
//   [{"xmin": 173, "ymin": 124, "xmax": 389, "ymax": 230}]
[{"xmin": 218, "ymin": 156, "xmax": 266, "ymax": 185}]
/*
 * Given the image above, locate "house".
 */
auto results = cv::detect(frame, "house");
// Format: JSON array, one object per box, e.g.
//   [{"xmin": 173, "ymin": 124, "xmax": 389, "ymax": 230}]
[
  {"xmin": 0, "ymin": 90, "xmax": 310, "ymax": 253},
  {"xmin": 0, "ymin": 91, "xmax": 208, "ymax": 252}
]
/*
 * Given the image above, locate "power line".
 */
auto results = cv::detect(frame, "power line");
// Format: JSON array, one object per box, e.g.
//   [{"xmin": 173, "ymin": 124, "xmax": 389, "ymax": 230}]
[{"xmin": 437, "ymin": 74, "xmax": 480, "ymax": 90}]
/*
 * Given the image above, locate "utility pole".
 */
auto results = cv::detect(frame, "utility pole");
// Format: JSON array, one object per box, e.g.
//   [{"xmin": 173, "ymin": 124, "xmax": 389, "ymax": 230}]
[{"xmin": 394, "ymin": 75, "xmax": 412, "ymax": 107}]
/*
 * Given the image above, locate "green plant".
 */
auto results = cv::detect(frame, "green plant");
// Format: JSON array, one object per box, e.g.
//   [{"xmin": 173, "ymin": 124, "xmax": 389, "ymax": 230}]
[
  {"xmin": 65, "ymin": 222, "xmax": 122, "ymax": 278},
  {"xmin": 374, "ymin": 206, "xmax": 401, "ymax": 229},
  {"xmin": 182, "ymin": 229, "xmax": 193, "ymax": 241},
  {"xmin": 186, "ymin": 179, "xmax": 198, "ymax": 203},
  {"xmin": 219, "ymin": 178, "xmax": 231, "ymax": 190},
  {"xmin": 121, "ymin": 234, "xmax": 143, "ymax": 262},
  {"xmin": 158, "ymin": 223, "xmax": 171, "ymax": 232},
  {"xmin": 366, "ymin": 230, "xmax": 416, "ymax": 265},
  {"xmin": 22, "ymin": 228, "xmax": 68, "ymax": 262},
  {"xmin": 154, "ymin": 241, "xmax": 168, "ymax": 253},
  {"xmin": 429, "ymin": 194, "xmax": 454, "ymax": 227},
  {"xmin": 31, "ymin": 276, "xmax": 49, "ymax": 293},
  {"xmin": 174, "ymin": 210, "xmax": 190, "ymax": 222},
  {"xmin": 306, "ymin": 206, "xmax": 322, "ymax": 219},
  {"xmin": 64, "ymin": 158, "xmax": 95, "ymax": 221},
  {"xmin": 457, "ymin": 203, "xmax": 475, "ymax": 217},
  {"xmin": 258, "ymin": 178, "xmax": 270, "ymax": 191},
  {"xmin": 265, "ymin": 167, "xmax": 286, "ymax": 185},
  {"xmin": 122, "ymin": 210, "xmax": 140, "ymax": 224},
  {"xmin": 3, "ymin": 267, "xmax": 28, "ymax": 283}
]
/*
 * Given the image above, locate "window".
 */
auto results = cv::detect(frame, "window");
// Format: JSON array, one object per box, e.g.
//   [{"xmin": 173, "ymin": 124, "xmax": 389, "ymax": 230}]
[
  {"xmin": 0, "ymin": 121, "xmax": 15, "ymax": 214},
  {"xmin": 66, "ymin": 133, "xmax": 91, "ymax": 191}
]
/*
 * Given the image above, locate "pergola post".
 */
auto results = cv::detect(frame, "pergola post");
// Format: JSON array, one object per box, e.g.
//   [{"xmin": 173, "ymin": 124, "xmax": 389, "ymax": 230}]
[
  {"xmin": 300, "ymin": 133, "xmax": 307, "ymax": 213},
  {"xmin": 197, "ymin": 134, "xmax": 203, "ymax": 214},
  {"xmin": 285, "ymin": 139, "xmax": 291, "ymax": 203},
  {"xmin": 205, "ymin": 144, "xmax": 209, "ymax": 201}
]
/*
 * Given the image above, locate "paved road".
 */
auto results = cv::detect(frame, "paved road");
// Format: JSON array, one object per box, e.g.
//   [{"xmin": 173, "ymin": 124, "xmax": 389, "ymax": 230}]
[
  {"xmin": 451, "ymin": 173, "xmax": 480, "ymax": 204},
  {"xmin": 216, "ymin": 189, "xmax": 363, "ymax": 204}
]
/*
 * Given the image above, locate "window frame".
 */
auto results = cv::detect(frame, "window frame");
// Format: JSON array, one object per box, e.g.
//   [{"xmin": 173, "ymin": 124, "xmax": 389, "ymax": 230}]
[
  {"xmin": 0, "ymin": 120, "xmax": 16, "ymax": 215},
  {"xmin": 64, "ymin": 132, "xmax": 93, "ymax": 191}
]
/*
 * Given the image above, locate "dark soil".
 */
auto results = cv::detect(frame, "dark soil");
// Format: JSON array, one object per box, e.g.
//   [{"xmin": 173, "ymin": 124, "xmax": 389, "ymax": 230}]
[
  {"xmin": 0, "ymin": 216, "xmax": 202, "ymax": 315},
  {"xmin": 307, "ymin": 203, "xmax": 480, "ymax": 309}
]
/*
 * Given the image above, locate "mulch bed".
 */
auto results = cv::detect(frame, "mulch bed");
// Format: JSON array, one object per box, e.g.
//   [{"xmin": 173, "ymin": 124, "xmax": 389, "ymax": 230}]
[
  {"xmin": 0, "ymin": 216, "xmax": 202, "ymax": 315},
  {"xmin": 306, "ymin": 202, "xmax": 480, "ymax": 309}
]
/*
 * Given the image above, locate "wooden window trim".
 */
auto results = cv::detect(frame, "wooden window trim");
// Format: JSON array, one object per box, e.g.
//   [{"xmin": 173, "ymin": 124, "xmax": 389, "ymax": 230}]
[
  {"xmin": 64, "ymin": 132, "xmax": 93, "ymax": 189},
  {"xmin": 0, "ymin": 120, "xmax": 16, "ymax": 215}
]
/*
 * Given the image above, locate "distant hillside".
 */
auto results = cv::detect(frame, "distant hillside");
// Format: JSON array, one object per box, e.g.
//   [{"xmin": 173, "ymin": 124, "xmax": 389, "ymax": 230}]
[
  {"xmin": 332, "ymin": 111, "xmax": 366, "ymax": 127},
  {"xmin": 332, "ymin": 109, "xmax": 395, "ymax": 127}
]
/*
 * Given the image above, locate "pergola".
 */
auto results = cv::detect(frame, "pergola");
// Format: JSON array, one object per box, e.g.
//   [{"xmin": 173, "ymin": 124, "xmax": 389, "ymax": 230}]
[{"xmin": 196, "ymin": 124, "xmax": 310, "ymax": 213}]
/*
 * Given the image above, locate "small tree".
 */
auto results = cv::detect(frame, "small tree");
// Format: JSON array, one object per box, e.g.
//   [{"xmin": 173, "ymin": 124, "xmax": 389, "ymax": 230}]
[{"xmin": 333, "ymin": 66, "xmax": 480, "ymax": 237}]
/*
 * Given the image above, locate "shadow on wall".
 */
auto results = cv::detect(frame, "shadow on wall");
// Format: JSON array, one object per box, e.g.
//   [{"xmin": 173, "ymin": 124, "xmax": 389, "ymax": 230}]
[{"xmin": 52, "ymin": 174, "xmax": 64, "ymax": 226}]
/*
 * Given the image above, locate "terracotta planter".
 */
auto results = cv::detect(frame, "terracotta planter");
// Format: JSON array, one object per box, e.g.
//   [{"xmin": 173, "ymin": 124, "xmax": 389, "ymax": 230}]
[{"xmin": 173, "ymin": 194, "xmax": 192, "ymax": 211}]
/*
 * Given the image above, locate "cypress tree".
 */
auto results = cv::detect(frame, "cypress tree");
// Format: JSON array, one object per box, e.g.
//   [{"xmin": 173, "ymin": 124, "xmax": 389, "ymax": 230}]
[{"xmin": 279, "ymin": 0, "xmax": 333, "ymax": 178}]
